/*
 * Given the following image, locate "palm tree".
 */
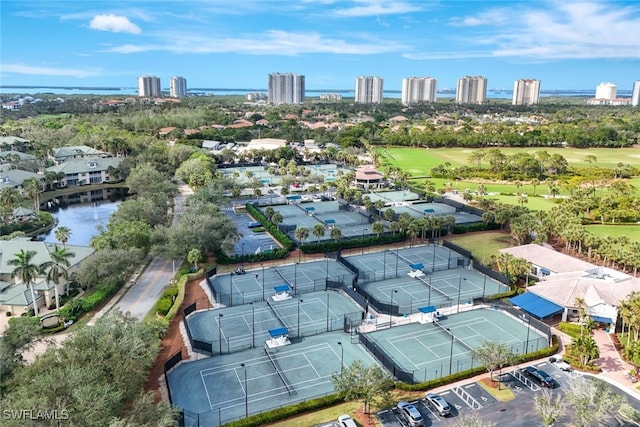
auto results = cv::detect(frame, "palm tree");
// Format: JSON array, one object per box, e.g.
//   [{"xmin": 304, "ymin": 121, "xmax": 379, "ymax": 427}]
[
  {"xmin": 312, "ymin": 224, "xmax": 326, "ymax": 242},
  {"xmin": 271, "ymin": 212, "xmax": 283, "ymax": 230},
  {"xmin": 55, "ymin": 226, "xmax": 72, "ymax": 247},
  {"xmin": 573, "ymin": 334, "xmax": 600, "ymax": 366},
  {"xmin": 330, "ymin": 227, "xmax": 342, "ymax": 242},
  {"xmin": 0, "ymin": 187, "xmax": 20, "ymax": 210},
  {"xmin": 187, "ymin": 248, "xmax": 202, "ymax": 271},
  {"xmin": 295, "ymin": 227, "xmax": 309, "ymax": 246},
  {"xmin": 372, "ymin": 221, "xmax": 384, "ymax": 237},
  {"xmin": 41, "ymin": 245, "xmax": 75, "ymax": 310},
  {"xmin": 9, "ymin": 249, "xmax": 42, "ymax": 316},
  {"xmin": 22, "ymin": 177, "xmax": 42, "ymax": 212}
]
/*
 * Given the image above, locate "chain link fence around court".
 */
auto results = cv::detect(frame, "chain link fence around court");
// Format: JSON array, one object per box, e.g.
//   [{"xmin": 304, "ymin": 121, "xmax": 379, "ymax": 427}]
[{"xmin": 357, "ymin": 309, "xmax": 550, "ymax": 384}]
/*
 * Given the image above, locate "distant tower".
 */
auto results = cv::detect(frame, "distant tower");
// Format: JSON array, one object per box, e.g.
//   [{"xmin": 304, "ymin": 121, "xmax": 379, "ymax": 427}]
[
  {"xmin": 355, "ymin": 76, "xmax": 384, "ymax": 104},
  {"xmin": 137, "ymin": 75, "xmax": 161, "ymax": 97},
  {"xmin": 512, "ymin": 79, "xmax": 541, "ymax": 105},
  {"xmin": 595, "ymin": 82, "xmax": 617, "ymax": 100},
  {"xmin": 631, "ymin": 81, "xmax": 640, "ymax": 107},
  {"xmin": 456, "ymin": 76, "xmax": 487, "ymax": 104},
  {"xmin": 401, "ymin": 77, "xmax": 437, "ymax": 105},
  {"xmin": 268, "ymin": 73, "xmax": 305, "ymax": 104},
  {"xmin": 170, "ymin": 76, "xmax": 187, "ymax": 98}
]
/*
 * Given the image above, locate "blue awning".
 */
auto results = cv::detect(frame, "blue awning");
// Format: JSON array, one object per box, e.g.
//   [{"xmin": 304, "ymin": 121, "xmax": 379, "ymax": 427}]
[
  {"xmin": 540, "ymin": 268, "xmax": 551, "ymax": 275},
  {"xmin": 305, "ymin": 206, "xmax": 316, "ymax": 211},
  {"xmin": 418, "ymin": 306, "xmax": 436, "ymax": 314},
  {"xmin": 424, "ymin": 208, "xmax": 435, "ymax": 213},
  {"xmin": 591, "ymin": 315, "xmax": 613, "ymax": 324},
  {"xmin": 269, "ymin": 327, "xmax": 288, "ymax": 337},
  {"xmin": 509, "ymin": 292, "xmax": 564, "ymax": 318},
  {"xmin": 324, "ymin": 219, "xmax": 335, "ymax": 224},
  {"xmin": 274, "ymin": 285, "xmax": 290, "ymax": 292},
  {"xmin": 410, "ymin": 263, "xmax": 424, "ymax": 270},
  {"xmin": 286, "ymin": 195, "xmax": 302, "ymax": 200}
]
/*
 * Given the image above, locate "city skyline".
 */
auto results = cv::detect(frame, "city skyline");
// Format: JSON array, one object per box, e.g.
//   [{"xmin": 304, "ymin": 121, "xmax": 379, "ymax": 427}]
[{"xmin": 1, "ymin": 1, "xmax": 639, "ymax": 91}]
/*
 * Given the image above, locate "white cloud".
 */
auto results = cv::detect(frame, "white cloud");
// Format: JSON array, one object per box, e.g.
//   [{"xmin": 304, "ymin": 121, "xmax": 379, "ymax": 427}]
[
  {"xmin": 107, "ymin": 30, "xmax": 406, "ymax": 55},
  {"xmin": 333, "ymin": 0, "xmax": 423, "ymax": 17},
  {"xmin": 411, "ymin": 1, "xmax": 640, "ymax": 61},
  {"xmin": 1, "ymin": 63, "xmax": 102, "ymax": 78},
  {"xmin": 89, "ymin": 14, "xmax": 141, "ymax": 34}
]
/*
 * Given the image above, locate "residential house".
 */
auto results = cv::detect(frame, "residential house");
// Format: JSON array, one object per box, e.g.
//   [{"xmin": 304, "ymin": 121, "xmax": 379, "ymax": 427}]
[
  {"xmin": 0, "ymin": 165, "xmax": 43, "ymax": 191},
  {"xmin": 51, "ymin": 145, "xmax": 108, "ymax": 165},
  {"xmin": 0, "ymin": 238, "xmax": 94, "ymax": 315},
  {"xmin": 0, "ymin": 136, "xmax": 30, "ymax": 152},
  {"xmin": 46, "ymin": 157, "xmax": 122, "ymax": 187}
]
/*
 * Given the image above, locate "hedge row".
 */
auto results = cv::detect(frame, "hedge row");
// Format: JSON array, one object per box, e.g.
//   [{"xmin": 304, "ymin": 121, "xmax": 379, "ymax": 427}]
[
  {"xmin": 299, "ymin": 232, "xmax": 407, "ymax": 254},
  {"xmin": 557, "ymin": 322, "xmax": 583, "ymax": 339},
  {"xmin": 58, "ymin": 282, "xmax": 121, "ymax": 322},
  {"xmin": 397, "ymin": 335, "xmax": 559, "ymax": 391},
  {"xmin": 452, "ymin": 222, "xmax": 500, "ymax": 234},
  {"xmin": 222, "ymin": 393, "xmax": 345, "ymax": 427}
]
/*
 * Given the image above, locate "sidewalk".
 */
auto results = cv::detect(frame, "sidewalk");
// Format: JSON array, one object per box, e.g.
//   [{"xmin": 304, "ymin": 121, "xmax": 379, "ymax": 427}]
[{"xmin": 591, "ymin": 328, "xmax": 639, "ymax": 396}]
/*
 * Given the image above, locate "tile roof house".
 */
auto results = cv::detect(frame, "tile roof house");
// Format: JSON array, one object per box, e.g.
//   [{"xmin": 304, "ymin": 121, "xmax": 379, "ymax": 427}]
[
  {"xmin": 0, "ymin": 238, "xmax": 95, "ymax": 315},
  {"xmin": 501, "ymin": 244, "xmax": 640, "ymax": 331}
]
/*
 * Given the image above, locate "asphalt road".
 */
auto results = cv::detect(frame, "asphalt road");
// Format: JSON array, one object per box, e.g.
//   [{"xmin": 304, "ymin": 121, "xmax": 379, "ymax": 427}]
[{"xmin": 111, "ymin": 257, "xmax": 176, "ymax": 319}]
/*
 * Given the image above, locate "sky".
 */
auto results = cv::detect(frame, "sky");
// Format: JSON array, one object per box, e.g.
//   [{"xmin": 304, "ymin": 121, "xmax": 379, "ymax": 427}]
[{"xmin": 1, "ymin": 0, "xmax": 639, "ymax": 91}]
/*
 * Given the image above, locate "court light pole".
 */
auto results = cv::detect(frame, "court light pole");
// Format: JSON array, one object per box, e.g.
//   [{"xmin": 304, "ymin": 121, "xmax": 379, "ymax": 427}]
[
  {"xmin": 297, "ymin": 299, "xmax": 304, "ymax": 338},
  {"xmin": 326, "ymin": 292, "xmax": 330, "ymax": 332},
  {"xmin": 457, "ymin": 278, "xmax": 466, "ymax": 313},
  {"xmin": 523, "ymin": 314, "xmax": 531, "ymax": 354},
  {"xmin": 261, "ymin": 263, "xmax": 265, "ymax": 301},
  {"xmin": 337, "ymin": 341, "xmax": 344, "ymax": 375},
  {"xmin": 389, "ymin": 289, "xmax": 398, "ymax": 327},
  {"xmin": 294, "ymin": 262, "xmax": 299, "ymax": 294},
  {"xmin": 240, "ymin": 363, "xmax": 248, "ymax": 418},
  {"xmin": 251, "ymin": 303, "xmax": 255, "ymax": 348},
  {"xmin": 383, "ymin": 250, "xmax": 387, "ymax": 280},
  {"xmin": 241, "ymin": 242, "xmax": 245, "ymax": 269},
  {"xmin": 482, "ymin": 275, "xmax": 487, "ymax": 299},
  {"xmin": 218, "ymin": 313, "xmax": 224, "ymax": 355},
  {"xmin": 361, "ymin": 228, "xmax": 368, "ymax": 255},
  {"xmin": 229, "ymin": 272, "xmax": 233, "ymax": 307},
  {"xmin": 447, "ymin": 328, "xmax": 454, "ymax": 376}
]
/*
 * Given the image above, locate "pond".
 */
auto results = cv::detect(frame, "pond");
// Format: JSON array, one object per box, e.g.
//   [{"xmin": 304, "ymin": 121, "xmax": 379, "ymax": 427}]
[{"xmin": 40, "ymin": 188, "xmax": 127, "ymax": 247}]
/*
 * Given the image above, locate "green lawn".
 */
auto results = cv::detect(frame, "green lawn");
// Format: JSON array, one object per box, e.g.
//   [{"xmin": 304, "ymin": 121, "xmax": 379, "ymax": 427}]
[
  {"xmin": 444, "ymin": 231, "xmax": 514, "ymax": 264},
  {"xmin": 585, "ymin": 224, "xmax": 640, "ymax": 242},
  {"xmin": 481, "ymin": 194, "xmax": 560, "ymax": 211},
  {"xmin": 265, "ymin": 401, "xmax": 365, "ymax": 427},
  {"xmin": 379, "ymin": 147, "xmax": 640, "ymax": 173}
]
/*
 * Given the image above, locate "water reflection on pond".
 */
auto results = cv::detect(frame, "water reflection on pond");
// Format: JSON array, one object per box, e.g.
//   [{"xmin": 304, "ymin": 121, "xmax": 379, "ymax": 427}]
[{"xmin": 42, "ymin": 189, "xmax": 125, "ymax": 247}]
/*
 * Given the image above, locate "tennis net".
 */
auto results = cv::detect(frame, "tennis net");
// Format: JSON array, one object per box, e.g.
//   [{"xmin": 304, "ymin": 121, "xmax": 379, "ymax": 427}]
[
  {"xmin": 266, "ymin": 298, "xmax": 289, "ymax": 328},
  {"xmin": 264, "ymin": 346, "xmax": 296, "ymax": 395},
  {"xmin": 274, "ymin": 267, "xmax": 293, "ymax": 287},
  {"xmin": 433, "ymin": 321, "xmax": 474, "ymax": 353},
  {"xmin": 416, "ymin": 275, "xmax": 451, "ymax": 301},
  {"xmin": 392, "ymin": 249, "xmax": 415, "ymax": 266}
]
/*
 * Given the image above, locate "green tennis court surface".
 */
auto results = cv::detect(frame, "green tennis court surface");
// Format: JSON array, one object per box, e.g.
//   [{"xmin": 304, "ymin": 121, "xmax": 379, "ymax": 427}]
[
  {"xmin": 208, "ymin": 259, "xmax": 356, "ymax": 307},
  {"xmin": 167, "ymin": 333, "xmax": 379, "ymax": 426},
  {"xmin": 361, "ymin": 308, "xmax": 548, "ymax": 383},
  {"xmin": 186, "ymin": 290, "xmax": 363, "ymax": 354}
]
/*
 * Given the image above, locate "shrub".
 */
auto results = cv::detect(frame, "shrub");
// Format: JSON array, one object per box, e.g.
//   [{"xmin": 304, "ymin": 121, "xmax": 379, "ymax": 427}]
[
  {"xmin": 155, "ymin": 297, "xmax": 173, "ymax": 316},
  {"xmin": 558, "ymin": 322, "xmax": 583, "ymax": 339},
  {"xmin": 162, "ymin": 284, "xmax": 179, "ymax": 299},
  {"xmin": 5, "ymin": 311, "xmax": 12, "ymax": 317}
]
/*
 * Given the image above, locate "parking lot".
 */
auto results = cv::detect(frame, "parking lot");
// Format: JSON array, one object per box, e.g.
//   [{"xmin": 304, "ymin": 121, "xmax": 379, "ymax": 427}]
[{"xmin": 376, "ymin": 360, "xmax": 640, "ymax": 427}]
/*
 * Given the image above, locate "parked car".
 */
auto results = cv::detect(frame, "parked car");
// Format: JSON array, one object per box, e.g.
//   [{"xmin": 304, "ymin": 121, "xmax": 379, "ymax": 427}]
[
  {"xmin": 523, "ymin": 366, "xmax": 558, "ymax": 388},
  {"xmin": 337, "ymin": 414, "xmax": 357, "ymax": 427},
  {"xmin": 397, "ymin": 401, "xmax": 424, "ymax": 426},
  {"xmin": 549, "ymin": 356, "xmax": 572, "ymax": 371},
  {"xmin": 425, "ymin": 392, "xmax": 451, "ymax": 416},
  {"xmin": 247, "ymin": 221, "xmax": 261, "ymax": 228}
]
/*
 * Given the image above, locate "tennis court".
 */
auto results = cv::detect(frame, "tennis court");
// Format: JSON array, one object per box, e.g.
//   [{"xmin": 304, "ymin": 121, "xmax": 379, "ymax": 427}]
[
  {"xmin": 359, "ymin": 267, "xmax": 509, "ymax": 313},
  {"xmin": 186, "ymin": 290, "xmax": 363, "ymax": 354},
  {"xmin": 209, "ymin": 259, "xmax": 356, "ymax": 307},
  {"xmin": 167, "ymin": 332, "xmax": 380, "ymax": 426},
  {"xmin": 346, "ymin": 244, "xmax": 466, "ymax": 282},
  {"xmin": 316, "ymin": 211, "xmax": 369, "ymax": 227},
  {"xmin": 364, "ymin": 190, "xmax": 421, "ymax": 204},
  {"xmin": 361, "ymin": 308, "xmax": 549, "ymax": 383}
]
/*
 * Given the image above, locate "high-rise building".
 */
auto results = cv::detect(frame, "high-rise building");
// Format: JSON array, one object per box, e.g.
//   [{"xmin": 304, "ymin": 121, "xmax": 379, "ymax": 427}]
[
  {"xmin": 137, "ymin": 75, "xmax": 161, "ymax": 98},
  {"xmin": 267, "ymin": 73, "xmax": 305, "ymax": 104},
  {"xmin": 401, "ymin": 77, "xmax": 437, "ymax": 105},
  {"xmin": 170, "ymin": 76, "xmax": 187, "ymax": 98},
  {"xmin": 512, "ymin": 79, "xmax": 541, "ymax": 105},
  {"xmin": 455, "ymin": 76, "xmax": 487, "ymax": 104},
  {"xmin": 595, "ymin": 82, "xmax": 617, "ymax": 100},
  {"xmin": 355, "ymin": 76, "xmax": 384, "ymax": 104},
  {"xmin": 631, "ymin": 81, "xmax": 640, "ymax": 107}
]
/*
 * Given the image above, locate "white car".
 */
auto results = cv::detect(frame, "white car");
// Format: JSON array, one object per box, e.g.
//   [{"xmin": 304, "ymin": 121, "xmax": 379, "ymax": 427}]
[
  {"xmin": 337, "ymin": 414, "xmax": 357, "ymax": 427},
  {"xmin": 549, "ymin": 356, "xmax": 572, "ymax": 371},
  {"xmin": 425, "ymin": 392, "xmax": 451, "ymax": 416}
]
